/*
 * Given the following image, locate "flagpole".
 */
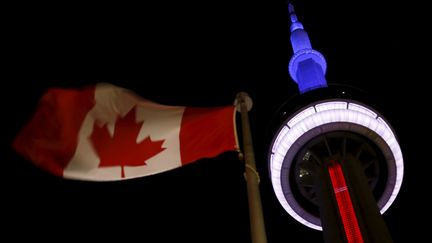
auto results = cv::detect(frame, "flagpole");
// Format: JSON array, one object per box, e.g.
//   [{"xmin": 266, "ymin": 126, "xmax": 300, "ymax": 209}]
[{"xmin": 235, "ymin": 92, "xmax": 268, "ymax": 243}]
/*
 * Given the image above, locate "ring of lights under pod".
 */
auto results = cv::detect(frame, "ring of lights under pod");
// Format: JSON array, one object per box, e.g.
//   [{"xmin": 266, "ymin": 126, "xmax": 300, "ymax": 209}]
[{"xmin": 267, "ymin": 85, "xmax": 403, "ymax": 230}]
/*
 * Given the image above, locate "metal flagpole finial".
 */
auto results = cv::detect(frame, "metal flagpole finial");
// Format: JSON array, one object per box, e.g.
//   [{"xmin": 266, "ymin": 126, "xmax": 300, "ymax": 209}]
[{"xmin": 235, "ymin": 92, "xmax": 253, "ymax": 112}]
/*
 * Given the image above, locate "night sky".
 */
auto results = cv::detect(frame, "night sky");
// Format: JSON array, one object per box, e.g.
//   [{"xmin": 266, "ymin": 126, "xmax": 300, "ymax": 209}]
[{"xmin": 3, "ymin": 1, "xmax": 429, "ymax": 242}]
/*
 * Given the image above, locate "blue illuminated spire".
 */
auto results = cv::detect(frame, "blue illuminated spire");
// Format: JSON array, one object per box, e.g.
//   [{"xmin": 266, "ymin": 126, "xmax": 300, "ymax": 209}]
[{"xmin": 288, "ymin": 3, "xmax": 327, "ymax": 93}]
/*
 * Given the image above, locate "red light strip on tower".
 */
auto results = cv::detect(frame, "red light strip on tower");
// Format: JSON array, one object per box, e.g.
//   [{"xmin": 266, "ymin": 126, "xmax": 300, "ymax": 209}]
[{"xmin": 328, "ymin": 161, "xmax": 364, "ymax": 243}]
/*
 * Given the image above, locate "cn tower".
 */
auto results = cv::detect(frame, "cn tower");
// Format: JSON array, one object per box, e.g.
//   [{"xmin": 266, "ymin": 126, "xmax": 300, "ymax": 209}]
[{"xmin": 267, "ymin": 3, "xmax": 404, "ymax": 243}]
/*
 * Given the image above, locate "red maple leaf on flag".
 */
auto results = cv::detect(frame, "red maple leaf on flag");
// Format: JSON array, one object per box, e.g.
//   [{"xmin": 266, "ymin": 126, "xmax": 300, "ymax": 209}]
[{"xmin": 90, "ymin": 107, "xmax": 166, "ymax": 178}]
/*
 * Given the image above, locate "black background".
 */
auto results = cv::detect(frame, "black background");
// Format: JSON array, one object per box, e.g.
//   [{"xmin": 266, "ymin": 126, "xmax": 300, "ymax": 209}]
[{"xmin": 3, "ymin": 1, "xmax": 429, "ymax": 242}]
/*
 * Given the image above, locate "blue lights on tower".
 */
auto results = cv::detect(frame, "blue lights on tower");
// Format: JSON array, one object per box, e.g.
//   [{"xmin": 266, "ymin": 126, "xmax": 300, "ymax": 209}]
[{"xmin": 288, "ymin": 4, "xmax": 328, "ymax": 93}]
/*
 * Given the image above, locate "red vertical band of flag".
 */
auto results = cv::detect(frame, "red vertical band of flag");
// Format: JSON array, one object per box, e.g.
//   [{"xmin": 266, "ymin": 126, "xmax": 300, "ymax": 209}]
[
  {"xmin": 328, "ymin": 161, "xmax": 364, "ymax": 243},
  {"xmin": 12, "ymin": 86, "xmax": 96, "ymax": 177},
  {"xmin": 180, "ymin": 107, "xmax": 237, "ymax": 165}
]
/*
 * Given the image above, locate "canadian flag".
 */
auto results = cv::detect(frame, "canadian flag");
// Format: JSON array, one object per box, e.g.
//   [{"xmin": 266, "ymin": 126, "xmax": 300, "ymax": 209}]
[{"xmin": 13, "ymin": 83, "xmax": 238, "ymax": 181}]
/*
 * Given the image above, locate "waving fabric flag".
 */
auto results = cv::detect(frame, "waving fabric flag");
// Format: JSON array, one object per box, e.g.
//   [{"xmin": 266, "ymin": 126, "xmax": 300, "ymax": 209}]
[{"xmin": 12, "ymin": 83, "xmax": 238, "ymax": 181}]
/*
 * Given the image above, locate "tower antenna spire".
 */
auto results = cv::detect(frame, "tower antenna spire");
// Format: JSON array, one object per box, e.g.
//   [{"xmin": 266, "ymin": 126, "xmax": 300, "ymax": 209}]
[
  {"xmin": 287, "ymin": 2, "xmax": 328, "ymax": 93},
  {"xmin": 288, "ymin": 3, "xmax": 303, "ymax": 31}
]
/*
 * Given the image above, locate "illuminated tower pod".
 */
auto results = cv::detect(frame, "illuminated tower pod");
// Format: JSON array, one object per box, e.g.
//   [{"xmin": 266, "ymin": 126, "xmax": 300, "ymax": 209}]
[{"xmin": 268, "ymin": 4, "xmax": 403, "ymax": 243}]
